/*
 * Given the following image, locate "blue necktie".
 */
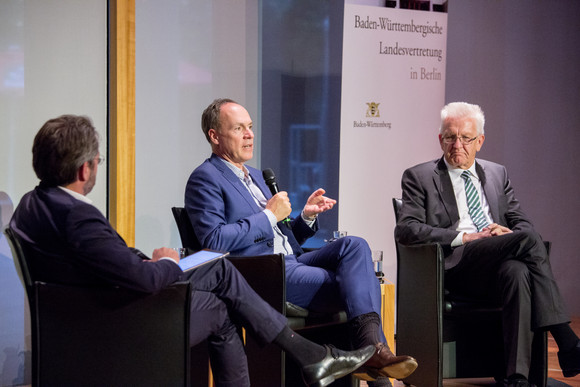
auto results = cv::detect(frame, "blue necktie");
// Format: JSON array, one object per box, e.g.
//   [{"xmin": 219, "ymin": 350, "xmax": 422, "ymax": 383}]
[{"xmin": 461, "ymin": 170, "xmax": 490, "ymax": 231}]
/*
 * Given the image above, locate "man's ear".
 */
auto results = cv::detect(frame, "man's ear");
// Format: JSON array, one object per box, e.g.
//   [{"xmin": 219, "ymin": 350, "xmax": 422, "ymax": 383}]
[
  {"xmin": 78, "ymin": 161, "xmax": 91, "ymax": 182},
  {"xmin": 475, "ymin": 134, "xmax": 485, "ymax": 152},
  {"xmin": 208, "ymin": 128, "xmax": 219, "ymax": 145}
]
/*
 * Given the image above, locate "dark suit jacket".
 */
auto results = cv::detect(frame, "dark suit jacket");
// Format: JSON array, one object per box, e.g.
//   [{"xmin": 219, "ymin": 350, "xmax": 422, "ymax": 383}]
[
  {"xmin": 395, "ymin": 157, "xmax": 535, "ymax": 268},
  {"xmin": 10, "ymin": 185, "xmax": 182, "ymax": 293},
  {"xmin": 185, "ymin": 153, "xmax": 316, "ymax": 256}
]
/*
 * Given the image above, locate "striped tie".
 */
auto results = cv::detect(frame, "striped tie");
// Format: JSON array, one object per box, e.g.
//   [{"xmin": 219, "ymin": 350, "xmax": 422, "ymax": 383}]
[
  {"xmin": 461, "ymin": 170, "xmax": 490, "ymax": 231},
  {"xmin": 243, "ymin": 174, "xmax": 267, "ymax": 208}
]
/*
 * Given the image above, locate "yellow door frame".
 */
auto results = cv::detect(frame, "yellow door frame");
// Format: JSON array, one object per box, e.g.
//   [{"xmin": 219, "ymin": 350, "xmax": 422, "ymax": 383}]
[{"xmin": 108, "ymin": 0, "xmax": 135, "ymax": 245}]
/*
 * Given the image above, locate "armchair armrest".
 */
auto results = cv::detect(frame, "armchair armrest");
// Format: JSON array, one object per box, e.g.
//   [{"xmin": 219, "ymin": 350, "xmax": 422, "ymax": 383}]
[
  {"xmin": 396, "ymin": 242, "xmax": 444, "ymax": 387},
  {"xmin": 34, "ymin": 281, "xmax": 191, "ymax": 385}
]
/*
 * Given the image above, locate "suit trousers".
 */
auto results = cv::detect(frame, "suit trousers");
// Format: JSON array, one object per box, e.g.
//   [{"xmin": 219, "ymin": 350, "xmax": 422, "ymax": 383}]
[
  {"xmin": 284, "ymin": 236, "xmax": 386, "ymax": 342},
  {"xmin": 445, "ymin": 230, "xmax": 569, "ymax": 377},
  {"xmin": 184, "ymin": 258, "xmax": 287, "ymax": 387}
]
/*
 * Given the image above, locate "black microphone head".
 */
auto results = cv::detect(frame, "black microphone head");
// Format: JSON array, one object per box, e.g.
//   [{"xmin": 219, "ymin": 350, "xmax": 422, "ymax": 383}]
[
  {"xmin": 262, "ymin": 168, "xmax": 279, "ymax": 195},
  {"xmin": 262, "ymin": 168, "xmax": 276, "ymax": 184}
]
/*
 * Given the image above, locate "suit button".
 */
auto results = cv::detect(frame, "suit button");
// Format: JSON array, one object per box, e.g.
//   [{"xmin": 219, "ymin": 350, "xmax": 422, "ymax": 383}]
[{"xmin": 267, "ymin": 241, "xmax": 274, "ymax": 247}]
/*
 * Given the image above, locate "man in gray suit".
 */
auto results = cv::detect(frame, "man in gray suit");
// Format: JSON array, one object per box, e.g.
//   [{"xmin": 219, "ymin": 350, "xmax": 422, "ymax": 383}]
[{"xmin": 395, "ymin": 102, "xmax": 580, "ymax": 386}]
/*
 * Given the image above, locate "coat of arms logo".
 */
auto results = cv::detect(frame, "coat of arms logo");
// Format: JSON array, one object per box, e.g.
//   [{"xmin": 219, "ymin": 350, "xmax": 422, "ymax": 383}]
[{"xmin": 366, "ymin": 102, "xmax": 380, "ymax": 118}]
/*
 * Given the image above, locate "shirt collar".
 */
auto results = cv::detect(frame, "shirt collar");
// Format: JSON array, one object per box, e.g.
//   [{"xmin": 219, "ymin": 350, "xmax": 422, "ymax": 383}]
[
  {"xmin": 58, "ymin": 186, "xmax": 93, "ymax": 204},
  {"xmin": 443, "ymin": 158, "xmax": 480, "ymax": 181},
  {"xmin": 218, "ymin": 157, "xmax": 249, "ymax": 181}
]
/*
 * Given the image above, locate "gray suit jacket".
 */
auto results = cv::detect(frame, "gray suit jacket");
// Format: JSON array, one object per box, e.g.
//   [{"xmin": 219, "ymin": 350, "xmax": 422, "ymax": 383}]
[{"xmin": 394, "ymin": 157, "xmax": 535, "ymax": 268}]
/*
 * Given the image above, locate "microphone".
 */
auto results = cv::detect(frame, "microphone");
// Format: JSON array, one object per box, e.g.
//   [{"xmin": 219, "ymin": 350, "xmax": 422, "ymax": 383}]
[
  {"xmin": 262, "ymin": 168, "xmax": 291, "ymax": 224},
  {"xmin": 262, "ymin": 168, "xmax": 280, "ymax": 195}
]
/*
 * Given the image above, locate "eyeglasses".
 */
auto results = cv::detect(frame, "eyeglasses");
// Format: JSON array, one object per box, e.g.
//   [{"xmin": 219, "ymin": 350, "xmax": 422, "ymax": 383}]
[
  {"xmin": 96, "ymin": 155, "xmax": 105, "ymax": 165},
  {"xmin": 441, "ymin": 135, "xmax": 478, "ymax": 145}
]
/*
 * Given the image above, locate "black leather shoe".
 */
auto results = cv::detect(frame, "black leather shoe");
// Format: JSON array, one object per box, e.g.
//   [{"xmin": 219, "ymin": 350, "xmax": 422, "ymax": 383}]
[
  {"xmin": 302, "ymin": 344, "xmax": 375, "ymax": 387},
  {"xmin": 558, "ymin": 340, "xmax": 580, "ymax": 377},
  {"xmin": 503, "ymin": 374, "xmax": 530, "ymax": 387}
]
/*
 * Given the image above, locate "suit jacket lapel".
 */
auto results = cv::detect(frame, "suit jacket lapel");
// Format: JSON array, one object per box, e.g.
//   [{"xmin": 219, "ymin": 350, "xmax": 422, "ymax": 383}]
[
  {"xmin": 435, "ymin": 157, "xmax": 460, "ymax": 225},
  {"xmin": 476, "ymin": 161, "xmax": 500, "ymax": 222},
  {"xmin": 209, "ymin": 154, "xmax": 263, "ymax": 212}
]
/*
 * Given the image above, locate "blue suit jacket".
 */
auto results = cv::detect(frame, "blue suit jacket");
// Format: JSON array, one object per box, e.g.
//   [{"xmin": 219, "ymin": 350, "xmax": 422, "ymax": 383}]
[
  {"xmin": 185, "ymin": 154, "xmax": 316, "ymax": 256},
  {"xmin": 10, "ymin": 185, "xmax": 182, "ymax": 293}
]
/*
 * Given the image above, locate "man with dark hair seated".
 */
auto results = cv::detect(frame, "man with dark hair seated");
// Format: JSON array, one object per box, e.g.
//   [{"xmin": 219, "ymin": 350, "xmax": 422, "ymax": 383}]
[{"xmin": 10, "ymin": 114, "xmax": 376, "ymax": 387}]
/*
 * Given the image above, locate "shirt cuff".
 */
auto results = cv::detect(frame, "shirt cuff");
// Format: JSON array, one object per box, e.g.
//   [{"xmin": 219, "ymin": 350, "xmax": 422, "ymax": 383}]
[
  {"xmin": 264, "ymin": 209, "xmax": 278, "ymax": 227},
  {"xmin": 160, "ymin": 257, "xmax": 179, "ymax": 265},
  {"xmin": 451, "ymin": 232, "xmax": 465, "ymax": 247},
  {"xmin": 301, "ymin": 211, "xmax": 317, "ymax": 227}
]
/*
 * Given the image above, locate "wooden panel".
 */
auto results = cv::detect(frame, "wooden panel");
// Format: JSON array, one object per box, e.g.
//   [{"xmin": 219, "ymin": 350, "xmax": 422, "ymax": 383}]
[
  {"xmin": 108, "ymin": 0, "xmax": 135, "ymax": 245},
  {"xmin": 381, "ymin": 281, "xmax": 396, "ymax": 386},
  {"xmin": 381, "ymin": 281, "xmax": 396, "ymax": 351}
]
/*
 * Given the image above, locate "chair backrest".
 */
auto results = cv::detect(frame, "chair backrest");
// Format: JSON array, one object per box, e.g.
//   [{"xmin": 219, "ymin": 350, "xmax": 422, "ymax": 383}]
[
  {"xmin": 392, "ymin": 198, "xmax": 403, "ymax": 222},
  {"xmin": 4, "ymin": 227, "xmax": 192, "ymax": 386},
  {"xmin": 0, "ymin": 191, "xmax": 14, "ymax": 230},
  {"xmin": 4, "ymin": 227, "xmax": 33, "ymax": 295},
  {"xmin": 172, "ymin": 206, "xmax": 202, "ymax": 251}
]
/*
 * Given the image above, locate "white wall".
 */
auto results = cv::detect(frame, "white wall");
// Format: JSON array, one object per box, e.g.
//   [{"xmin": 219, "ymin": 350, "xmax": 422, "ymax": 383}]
[
  {"xmin": 0, "ymin": 1, "xmax": 108, "ymax": 213},
  {"xmin": 0, "ymin": 2, "xmax": 107, "ymax": 385},
  {"xmin": 134, "ymin": 0, "xmax": 260, "ymax": 254}
]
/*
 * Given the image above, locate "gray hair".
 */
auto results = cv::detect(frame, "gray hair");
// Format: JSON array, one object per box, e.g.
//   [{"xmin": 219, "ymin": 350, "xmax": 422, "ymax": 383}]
[{"xmin": 439, "ymin": 102, "xmax": 485, "ymax": 135}]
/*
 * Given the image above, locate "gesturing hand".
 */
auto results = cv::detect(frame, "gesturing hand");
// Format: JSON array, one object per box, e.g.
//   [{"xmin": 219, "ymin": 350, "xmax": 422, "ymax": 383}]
[{"xmin": 303, "ymin": 188, "xmax": 337, "ymax": 219}]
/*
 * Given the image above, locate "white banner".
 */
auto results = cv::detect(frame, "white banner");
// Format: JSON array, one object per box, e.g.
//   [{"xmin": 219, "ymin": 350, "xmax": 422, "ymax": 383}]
[{"xmin": 339, "ymin": 4, "xmax": 447, "ymax": 284}]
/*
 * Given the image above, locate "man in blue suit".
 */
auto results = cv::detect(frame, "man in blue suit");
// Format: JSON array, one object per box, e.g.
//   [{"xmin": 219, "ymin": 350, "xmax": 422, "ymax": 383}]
[
  {"xmin": 185, "ymin": 98, "xmax": 418, "ymax": 386},
  {"xmin": 395, "ymin": 102, "xmax": 580, "ymax": 386},
  {"xmin": 10, "ymin": 114, "xmax": 378, "ymax": 387}
]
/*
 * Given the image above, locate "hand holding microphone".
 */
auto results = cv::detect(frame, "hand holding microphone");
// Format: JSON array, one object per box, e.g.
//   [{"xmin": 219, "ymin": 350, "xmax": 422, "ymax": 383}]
[{"xmin": 262, "ymin": 168, "xmax": 292, "ymax": 223}]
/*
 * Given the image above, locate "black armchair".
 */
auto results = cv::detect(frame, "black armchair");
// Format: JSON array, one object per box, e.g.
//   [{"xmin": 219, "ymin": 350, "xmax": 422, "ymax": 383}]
[
  {"xmin": 4, "ymin": 226, "xmax": 193, "ymax": 387},
  {"xmin": 392, "ymin": 198, "xmax": 547, "ymax": 387},
  {"xmin": 171, "ymin": 207, "xmax": 353, "ymax": 386}
]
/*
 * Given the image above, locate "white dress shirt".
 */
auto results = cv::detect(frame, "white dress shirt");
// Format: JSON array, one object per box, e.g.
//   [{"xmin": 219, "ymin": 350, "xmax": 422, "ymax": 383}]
[
  {"xmin": 220, "ymin": 159, "xmax": 305, "ymax": 255},
  {"xmin": 444, "ymin": 159, "xmax": 494, "ymax": 246}
]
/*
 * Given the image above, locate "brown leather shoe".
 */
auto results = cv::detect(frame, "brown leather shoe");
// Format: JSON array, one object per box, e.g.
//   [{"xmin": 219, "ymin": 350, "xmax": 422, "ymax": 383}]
[{"xmin": 353, "ymin": 343, "xmax": 418, "ymax": 381}]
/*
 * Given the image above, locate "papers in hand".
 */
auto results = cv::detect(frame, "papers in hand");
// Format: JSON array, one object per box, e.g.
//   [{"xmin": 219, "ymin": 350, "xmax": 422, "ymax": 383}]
[{"xmin": 178, "ymin": 249, "xmax": 229, "ymax": 272}]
